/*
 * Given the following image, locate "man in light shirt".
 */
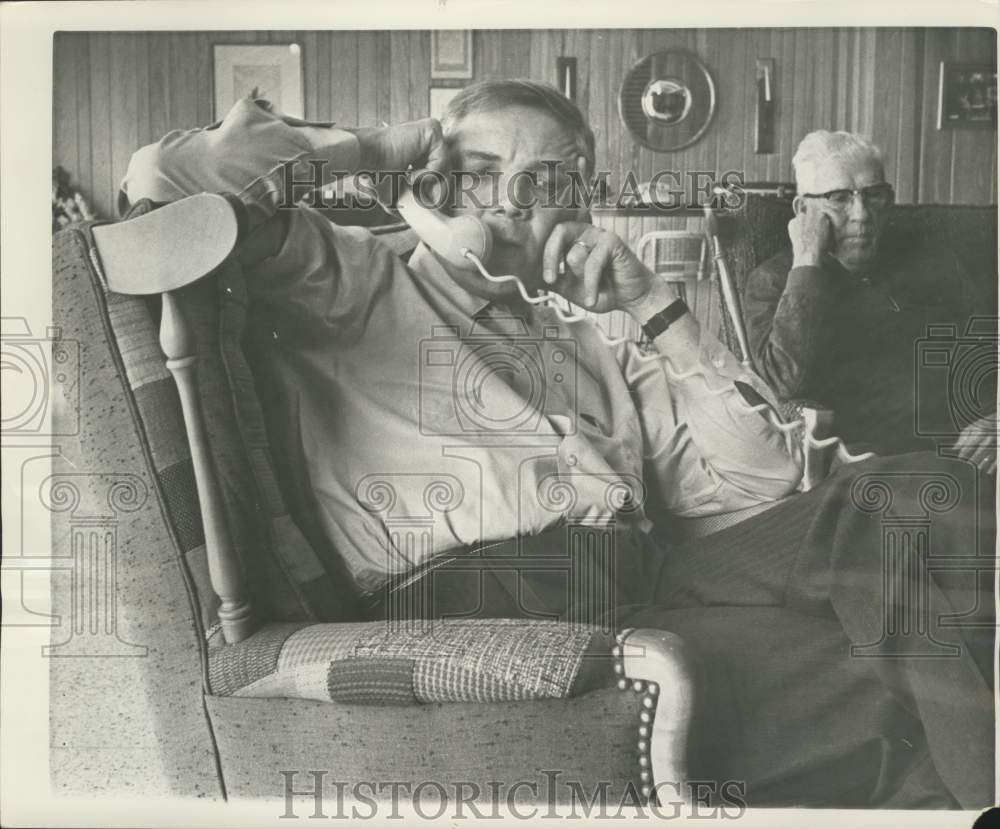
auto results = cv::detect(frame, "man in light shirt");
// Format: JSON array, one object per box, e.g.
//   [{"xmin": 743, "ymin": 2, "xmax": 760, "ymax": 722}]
[{"xmin": 121, "ymin": 80, "xmax": 992, "ymax": 808}]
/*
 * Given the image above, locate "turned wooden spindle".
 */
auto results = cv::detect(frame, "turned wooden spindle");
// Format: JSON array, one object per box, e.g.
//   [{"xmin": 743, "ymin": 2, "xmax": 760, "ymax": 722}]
[{"xmin": 160, "ymin": 290, "xmax": 255, "ymax": 643}]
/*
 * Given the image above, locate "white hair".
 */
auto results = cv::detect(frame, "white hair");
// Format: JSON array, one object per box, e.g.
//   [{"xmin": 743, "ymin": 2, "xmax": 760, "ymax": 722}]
[{"xmin": 792, "ymin": 130, "xmax": 885, "ymax": 191}]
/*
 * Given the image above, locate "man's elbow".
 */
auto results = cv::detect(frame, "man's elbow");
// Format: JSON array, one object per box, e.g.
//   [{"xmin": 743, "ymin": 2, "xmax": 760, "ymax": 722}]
[
  {"xmin": 753, "ymin": 344, "xmax": 811, "ymax": 400},
  {"xmin": 747, "ymin": 442, "xmax": 803, "ymax": 500},
  {"xmin": 704, "ymin": 428, "xmax": 804, "ymax": 505},
  {"xmin": 120, "ymin": 139, "xmax": 185, "ymax": 206},
  {"xmin": 773, "ymin": 451, "xmax": 804, "ymax": 497}
]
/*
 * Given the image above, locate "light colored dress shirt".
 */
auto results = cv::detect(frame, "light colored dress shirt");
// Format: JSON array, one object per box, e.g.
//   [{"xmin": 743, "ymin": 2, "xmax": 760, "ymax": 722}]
[{"xmin": 122, "ymin": 98, "xmax": 802, "ymax": 592}]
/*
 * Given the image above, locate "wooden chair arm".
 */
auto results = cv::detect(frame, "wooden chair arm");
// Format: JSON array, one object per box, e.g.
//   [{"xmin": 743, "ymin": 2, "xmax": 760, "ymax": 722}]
[
  {"xmin": 615, "ymin": 628, "xmax": 694, "ymax": 805},
  {"xmin": 92, "ymin": 193, "xmax": 256, "ymax": 644}
]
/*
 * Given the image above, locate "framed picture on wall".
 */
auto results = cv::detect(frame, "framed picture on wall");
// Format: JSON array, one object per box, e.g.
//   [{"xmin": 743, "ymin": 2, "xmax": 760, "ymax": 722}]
[
  {"xmin": 937, "ymin": 61, "xmax": 997, "ymax": 129},
  {"xmin": 430, "ymin": 30, "xmax": 473, "ymax": 79},
  {"xmin": 213, "ymin": 43, "xmax": 304, "ymax": 119}
]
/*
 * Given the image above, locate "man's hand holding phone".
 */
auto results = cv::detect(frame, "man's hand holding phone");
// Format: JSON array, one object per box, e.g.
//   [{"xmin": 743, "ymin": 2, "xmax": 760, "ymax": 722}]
[
  {"xmin": 788, "ymin": 201, "xmax": 834, "ymax": 269},
  {"xmin": 540, "ymin": 221, "xmax": 704, "ymax": 372},
  {"xmin": 540, "ymin": 222, "xmax": 655, "ymax": 317}
]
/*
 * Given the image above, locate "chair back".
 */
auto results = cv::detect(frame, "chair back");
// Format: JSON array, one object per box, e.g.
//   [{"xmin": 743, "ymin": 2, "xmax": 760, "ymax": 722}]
[
  {"xmin": 53, "ymin": 203, "xmax": 421, "ymax": 642},
  {"xmin": 637, "ymin": 231, "xmax": 709, "ymax": 301}
]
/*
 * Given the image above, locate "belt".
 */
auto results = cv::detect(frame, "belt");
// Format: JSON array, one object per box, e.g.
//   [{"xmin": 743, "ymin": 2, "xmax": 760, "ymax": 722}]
[{"xmin": 363, "ymin": 521, "xmax": 652, "ymax": 625}]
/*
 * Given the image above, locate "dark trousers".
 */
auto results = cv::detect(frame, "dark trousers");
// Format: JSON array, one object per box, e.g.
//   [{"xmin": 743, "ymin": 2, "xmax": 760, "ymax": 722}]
[{"xmin": 375, "ymin": 451, "xmax": 995, "ymax": 809}]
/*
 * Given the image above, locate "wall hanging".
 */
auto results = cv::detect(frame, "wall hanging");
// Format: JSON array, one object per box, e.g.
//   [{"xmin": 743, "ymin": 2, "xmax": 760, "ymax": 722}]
[
  {"xmin": 618, "ymin": 49, "xmax": 717, "ymax": 152},
  {"xmin": 213, "ymin": 43, "xmax": 303, "ymax": 119}
]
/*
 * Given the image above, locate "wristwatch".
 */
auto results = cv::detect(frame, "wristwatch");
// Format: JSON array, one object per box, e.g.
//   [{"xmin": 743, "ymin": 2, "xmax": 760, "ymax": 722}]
[{"xmin": 640, "ymin": 298, "xmax": 689, "ymax": 341}]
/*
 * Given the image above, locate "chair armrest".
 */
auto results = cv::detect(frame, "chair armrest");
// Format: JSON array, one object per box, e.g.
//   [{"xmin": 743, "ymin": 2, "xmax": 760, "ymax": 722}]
[
  {"xmin": 92, "ymin": 195, "xmax": 258, "ymax": 644},
  {"xmin": 209, "ymin": 620, "xmax": 694, "ymax": 800},
  {"xmin": 616, "ymin": 628, "xmax": 694, "ymax": 804}
]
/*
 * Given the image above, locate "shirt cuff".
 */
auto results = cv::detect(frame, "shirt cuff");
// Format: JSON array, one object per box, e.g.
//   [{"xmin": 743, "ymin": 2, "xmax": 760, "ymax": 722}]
[
  {"xmin": 242, "ymin": 97, "xmax": 363, "ymax": 174},
  {"xmin": 295, "ymin": 124, "xmax": 363, "ymax": 173}
]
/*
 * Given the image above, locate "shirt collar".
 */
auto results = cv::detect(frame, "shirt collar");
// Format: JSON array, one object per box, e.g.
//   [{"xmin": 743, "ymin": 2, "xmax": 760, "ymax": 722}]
[
  {"xmin": 408, "ymin": 242, "xmax": 543, "ymax": 322},
  {"xmin": 408, "ymin": 242, "xmax": 494, "ymax": 318},
  {"xmin": 825, "ymin": 241, "xmax": 893, "ymax": 287}
]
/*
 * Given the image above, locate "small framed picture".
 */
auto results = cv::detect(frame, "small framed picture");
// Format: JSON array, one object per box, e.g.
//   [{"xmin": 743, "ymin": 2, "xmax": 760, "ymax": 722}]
[
  {"xmin": 213, "ymin": 43, "xmax": 304, "ymax": 120},
  {"xmin": 937, "ymin": 61, "xmax": 997, "ymax": 129},
  {"xmin": 431, "ymin": 30, "xmax": 473, "ymax": 80}
]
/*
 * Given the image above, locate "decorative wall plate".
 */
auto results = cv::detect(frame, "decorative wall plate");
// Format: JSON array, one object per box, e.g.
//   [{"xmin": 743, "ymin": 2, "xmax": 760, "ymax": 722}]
[{"xmin": 618, "ymin": 50, "xmax": 717, "ymax": 152}]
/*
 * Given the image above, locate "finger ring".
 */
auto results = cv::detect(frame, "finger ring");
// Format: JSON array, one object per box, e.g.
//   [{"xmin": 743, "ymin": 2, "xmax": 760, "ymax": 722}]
[{"xmin": 572, "ymin": 240, "xmax": 589, "ymax": 250}]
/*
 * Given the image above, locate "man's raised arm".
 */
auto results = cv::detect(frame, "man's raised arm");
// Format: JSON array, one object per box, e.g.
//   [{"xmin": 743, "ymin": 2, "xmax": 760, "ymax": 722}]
[
  {"xmin": 120, "ymin": 99, "xmax": 447, "ymax": 339},
  {"xmin": 121, "ymin": 97, "xmax": 364, "ymax": 225},
  {"xmin": 742, "ymin": 210, "xmax": 839, "ymax": 400},
  {"xmin": 539, "ymin": 221, "xmax": 803, "ymax": 516}
]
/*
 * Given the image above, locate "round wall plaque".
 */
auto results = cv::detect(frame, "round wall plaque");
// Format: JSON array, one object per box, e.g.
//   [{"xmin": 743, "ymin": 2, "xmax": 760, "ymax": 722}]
[{"xmin": 619, "ymin": 50, "xmax": 717, "ymax": 152}]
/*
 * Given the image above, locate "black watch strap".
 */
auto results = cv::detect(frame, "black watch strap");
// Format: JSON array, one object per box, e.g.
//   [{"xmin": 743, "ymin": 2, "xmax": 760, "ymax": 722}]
[{"xmin": 641, "ymin": 298, "xmax": 688, "ymax": 341}]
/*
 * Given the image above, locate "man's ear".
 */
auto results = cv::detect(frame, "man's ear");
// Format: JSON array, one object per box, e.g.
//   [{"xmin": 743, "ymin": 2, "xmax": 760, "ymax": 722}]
[{"xmin": 792, "ymin": 195, "xmax": 807, "ymax": 215}]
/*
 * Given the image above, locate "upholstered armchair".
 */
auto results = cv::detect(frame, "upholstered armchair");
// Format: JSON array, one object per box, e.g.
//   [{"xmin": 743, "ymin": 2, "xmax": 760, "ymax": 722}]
[{"xmin": 48, "ymin": 193, "xmax": 695, "ymax": 805}]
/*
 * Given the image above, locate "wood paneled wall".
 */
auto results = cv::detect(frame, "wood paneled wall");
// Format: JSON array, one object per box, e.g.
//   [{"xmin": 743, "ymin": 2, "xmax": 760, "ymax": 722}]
[
  {"xmin": 54, "ymin": 27, "xmax": 997, "ymax": 219},
  {"xmin": 54, "ymin": 28, "xmax": 996, "ymax": 332}
]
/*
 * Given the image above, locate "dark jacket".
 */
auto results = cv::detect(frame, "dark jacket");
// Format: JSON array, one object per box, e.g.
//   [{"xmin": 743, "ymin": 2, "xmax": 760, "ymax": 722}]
[{"xmin": 743, "ymin": 231, "xmax": 990, "ymax": 454}]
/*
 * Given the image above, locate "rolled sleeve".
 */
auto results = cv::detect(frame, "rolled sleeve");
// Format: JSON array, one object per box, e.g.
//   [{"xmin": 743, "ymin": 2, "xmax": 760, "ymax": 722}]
[
  {"xmin": 623, "ymin": 327, "xmax": 802, "ymax": 517},
  {"xmin": 121, "ymin": 97, "xmax": 361, "ymax": 226},
  {"xmin": 121, "ymin": 97, "xmax": 387, "ymax": 342}
]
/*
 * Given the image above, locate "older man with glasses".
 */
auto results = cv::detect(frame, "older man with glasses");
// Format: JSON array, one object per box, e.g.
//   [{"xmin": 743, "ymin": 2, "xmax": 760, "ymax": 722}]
[{"xmin": 744, "ymin": 130, "xmax": 995, "ymax": 466}]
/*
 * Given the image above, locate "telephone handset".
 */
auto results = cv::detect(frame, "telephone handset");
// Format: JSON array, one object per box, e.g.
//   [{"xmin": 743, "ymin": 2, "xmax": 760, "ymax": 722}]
[{"xmin": 395, "ymin": 184, "xmax": 492, "ymax": 272}]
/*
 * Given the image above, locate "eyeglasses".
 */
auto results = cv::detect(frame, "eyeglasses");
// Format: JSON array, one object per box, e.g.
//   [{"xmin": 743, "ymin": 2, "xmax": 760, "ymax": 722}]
[{"xmin": 801, "ymin": 183, "xmax": 895, "ymax": 211}]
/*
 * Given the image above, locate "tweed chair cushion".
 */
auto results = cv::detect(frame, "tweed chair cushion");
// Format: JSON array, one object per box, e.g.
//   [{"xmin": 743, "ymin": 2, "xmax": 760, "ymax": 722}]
[{"xmin": 206, "ymin": 618, "xmax": 614, "ymax": 703}]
